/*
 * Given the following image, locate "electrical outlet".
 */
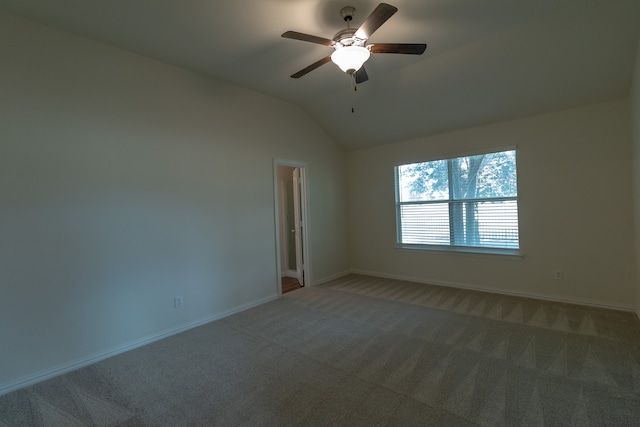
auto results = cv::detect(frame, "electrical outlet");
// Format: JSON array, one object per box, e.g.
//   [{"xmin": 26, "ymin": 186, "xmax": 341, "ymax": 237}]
[
  {"xmin": 553, "ymin": 269, "xmax": 563, "ymax": 280},
  {"xmin": 174, "ymin": 295, "xmax": 184, "ymax": 308}
]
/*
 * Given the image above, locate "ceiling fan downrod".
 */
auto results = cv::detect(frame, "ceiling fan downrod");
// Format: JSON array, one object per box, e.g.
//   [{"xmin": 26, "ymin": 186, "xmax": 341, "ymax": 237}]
[{"xmin": 340, "ymin": 6, "xmax": 355, "ymax": 24}]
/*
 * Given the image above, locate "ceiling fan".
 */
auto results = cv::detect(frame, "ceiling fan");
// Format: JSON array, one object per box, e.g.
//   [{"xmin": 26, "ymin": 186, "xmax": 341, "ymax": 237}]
[{"xmin": 281, "ymin": 3, "xmax": 427, "ymax": 84}]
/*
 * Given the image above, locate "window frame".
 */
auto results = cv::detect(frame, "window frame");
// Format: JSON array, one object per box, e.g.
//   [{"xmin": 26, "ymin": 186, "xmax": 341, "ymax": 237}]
[{"xmin": 394, "ymin": 147, "xmax": 521, "ymax": 257}]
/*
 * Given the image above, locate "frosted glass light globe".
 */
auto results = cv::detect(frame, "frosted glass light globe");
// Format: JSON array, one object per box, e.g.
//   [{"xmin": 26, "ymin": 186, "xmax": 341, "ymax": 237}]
[{"xmin": 331, "ymin": 46, "xmax": 370, "ymax": 74}]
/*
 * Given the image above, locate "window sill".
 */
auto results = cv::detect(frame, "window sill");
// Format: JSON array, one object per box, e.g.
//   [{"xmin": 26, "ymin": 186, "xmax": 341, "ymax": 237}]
[{"xmin": 396, "ymin": 244, "xmax": 523, "ymax": 260}]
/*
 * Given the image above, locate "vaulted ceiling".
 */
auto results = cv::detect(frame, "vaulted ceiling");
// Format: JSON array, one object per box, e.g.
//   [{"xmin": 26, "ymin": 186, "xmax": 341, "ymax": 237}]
[{"xmin": 1, "ymin": 0, "xmax": 639, "ymax": 150}]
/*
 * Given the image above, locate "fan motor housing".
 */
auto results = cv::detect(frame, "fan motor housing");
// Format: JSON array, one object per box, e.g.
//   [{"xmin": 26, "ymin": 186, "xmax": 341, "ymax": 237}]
[{"xmin": 333, "ymin": 28, "xmax": 365, "ymax": 47}]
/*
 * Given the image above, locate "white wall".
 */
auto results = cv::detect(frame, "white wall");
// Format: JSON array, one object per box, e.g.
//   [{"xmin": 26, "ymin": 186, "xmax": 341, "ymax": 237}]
[
  {"xmin": 348, "ymin": 99, "xmax": 635, "ymax": 309},
  {"xmin": 632, "ymin": 39, "xmax": 640, "ymax": 318},
  {"xmin": 0, "ymin": 11, "xmax": 348, "ymax": 391}
]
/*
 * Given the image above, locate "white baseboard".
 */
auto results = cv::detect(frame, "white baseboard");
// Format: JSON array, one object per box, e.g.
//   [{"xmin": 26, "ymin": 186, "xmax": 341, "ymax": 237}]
[
  {"xmin": 0, "ymin": 294, "xmax": 278, "ymax": 397},
  {"xmin": 311, "ymin": 270, "xmax": 351, "ymax": 286},
  {"xmin": 350, "ymin": 269, "xmax": 637, "ymax": 313},
  {"xmin": 282, "ymin": 269, "xmax": 297, "ymax": 278}
]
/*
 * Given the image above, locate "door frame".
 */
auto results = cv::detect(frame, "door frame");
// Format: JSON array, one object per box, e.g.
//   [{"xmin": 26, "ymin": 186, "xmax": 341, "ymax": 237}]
[
  {"xmin": 292, "ymin": 167, "xmax": 304, "ymax": 286},
  {"xmin": 273, "ymin": 159, "xmax": 310, "ymax": 295}
]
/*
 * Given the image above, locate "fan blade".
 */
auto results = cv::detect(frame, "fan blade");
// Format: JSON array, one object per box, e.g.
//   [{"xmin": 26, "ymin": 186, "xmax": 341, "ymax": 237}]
[
  {"xmin": 369, "ymin": 43, "xmax": 427, "ymax": 55},
  {"xmin": 354, "ymin": 3, "xmax": 398, "ymax": 41},
  {"xmin": 281, "ymin": 31, "xmax": 334, "ymax": 46},
  {"xmin": 355, "ymin": 66, "xmax": 369, "ymax": 84},
  {"xmin": 290, "ymin": 55, "xmax": 332, "ymax": 78}
]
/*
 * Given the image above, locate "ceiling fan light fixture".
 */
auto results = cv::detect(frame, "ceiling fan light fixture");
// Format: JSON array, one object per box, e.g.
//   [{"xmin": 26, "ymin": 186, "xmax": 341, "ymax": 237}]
[
  {"xmin": 331, "ymin": 45, "xmax": 370, "ymax": 74},
  {"xmin": 283, "ymin": 3, "xmax": 425, "ymax": 82}
]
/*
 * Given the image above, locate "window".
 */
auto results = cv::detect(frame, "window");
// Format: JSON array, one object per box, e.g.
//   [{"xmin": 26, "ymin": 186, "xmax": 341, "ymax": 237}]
[{"xmin": 395, "ymin": 149, "xmax": 519, "ymax": 253}]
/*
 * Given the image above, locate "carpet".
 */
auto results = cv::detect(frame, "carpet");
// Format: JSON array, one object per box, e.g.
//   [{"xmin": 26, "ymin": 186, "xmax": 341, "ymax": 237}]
[{"xmin": 1, "ymin": 274, "xmax": 639, "ymax": 426}]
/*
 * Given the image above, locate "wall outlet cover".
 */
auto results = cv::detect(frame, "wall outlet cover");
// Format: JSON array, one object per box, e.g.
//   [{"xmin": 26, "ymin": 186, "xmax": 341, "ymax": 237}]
[{"xmin": 174, "ymin": 295, "xmax": 184, "ymax": 308}]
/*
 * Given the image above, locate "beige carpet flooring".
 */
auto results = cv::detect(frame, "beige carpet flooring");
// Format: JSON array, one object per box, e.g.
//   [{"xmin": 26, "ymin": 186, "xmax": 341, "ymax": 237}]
[{"xmin": 1, "ymin": 274, "xmax": 640, "ymax": 426}]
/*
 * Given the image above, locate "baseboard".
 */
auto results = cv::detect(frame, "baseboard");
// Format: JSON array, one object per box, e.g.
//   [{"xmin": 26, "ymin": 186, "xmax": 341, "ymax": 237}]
[
  {"xmin": 282, "ymin": 270, "xmax": 297, "ymax": 278},
  {"xmin": 311, "ymin": 270, "xmax": 351, "ymax": 286},
  {"xmin": 0, "ymin": 294, "xmax": 278, "ymax": 397},
  {"xmin": 350, "ymin": 269, "xmax": 637, "ymax": 313}
]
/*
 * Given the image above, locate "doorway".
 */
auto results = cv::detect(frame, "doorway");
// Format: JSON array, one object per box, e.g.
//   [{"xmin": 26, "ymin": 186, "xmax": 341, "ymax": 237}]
[{"xmin": 274, "ymin": 161, "xmax": 309, "ymax": 294}]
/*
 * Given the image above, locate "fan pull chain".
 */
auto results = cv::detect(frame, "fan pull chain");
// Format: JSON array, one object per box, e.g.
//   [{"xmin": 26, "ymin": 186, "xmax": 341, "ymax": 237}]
[{"xmin": 351, "ymin": 74, "xmax": 356, "ymax": 113}]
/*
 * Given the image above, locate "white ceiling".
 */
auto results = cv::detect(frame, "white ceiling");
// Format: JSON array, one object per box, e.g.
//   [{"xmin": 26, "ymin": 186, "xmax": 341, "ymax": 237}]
[{"xmin": 1, "ymin": 0, "xmax": 639, "ymax": 150}]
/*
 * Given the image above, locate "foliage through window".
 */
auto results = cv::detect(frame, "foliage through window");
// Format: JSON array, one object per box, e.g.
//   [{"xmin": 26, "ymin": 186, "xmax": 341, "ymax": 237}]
[{"xmin": 395, "ymin": 149, "xmax": 519, "ymax": 251}]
